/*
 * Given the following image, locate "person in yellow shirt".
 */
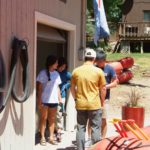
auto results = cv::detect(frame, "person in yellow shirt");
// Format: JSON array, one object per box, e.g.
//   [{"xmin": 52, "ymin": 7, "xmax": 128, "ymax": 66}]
[
  {"xmin": 86, "ymin": 50, "xmax": 118, "ymax": 147},
  {"xmin": 71, "ymin": 48, "xmax": 106, "ymax": 150}
]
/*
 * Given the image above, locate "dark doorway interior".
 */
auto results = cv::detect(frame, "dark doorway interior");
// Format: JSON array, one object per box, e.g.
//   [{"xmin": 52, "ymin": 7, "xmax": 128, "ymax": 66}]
[
  {"xmin": 130, "ymin": 41, "xmax": 141, "ymax": 53},
  {"xmin": 143, "ymin": 41, "xmax": 150, "ymax": 53},
  {"xmin": 36, "ymin": 40, "xmax": 66, "ymax": 74}
]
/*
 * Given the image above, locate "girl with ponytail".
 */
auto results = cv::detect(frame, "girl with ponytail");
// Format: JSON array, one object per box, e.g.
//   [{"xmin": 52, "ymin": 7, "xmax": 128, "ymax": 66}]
[{"xmin": 36, "ymin": 55, "xmax": 62, "ymax": 146}]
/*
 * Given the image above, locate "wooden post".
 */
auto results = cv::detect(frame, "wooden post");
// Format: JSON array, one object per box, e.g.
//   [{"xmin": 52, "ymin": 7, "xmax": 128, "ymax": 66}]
[{"xmin": 140, "ymin": 41, "xmax": 143, "ymax": 53}]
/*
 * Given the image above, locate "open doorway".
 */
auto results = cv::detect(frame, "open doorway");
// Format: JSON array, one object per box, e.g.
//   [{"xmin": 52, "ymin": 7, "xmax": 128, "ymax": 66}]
[
  {"xmin": 36, "ymin": 24, "xmax": 68, "ymax": 74},
  {"xmin": 143, "ymin": 41, "xmax": 150, "ymax": 53},
  {"xmin": 34, "ymin": 12, "xmax": 76, "ymax": 148},
  {"xmin": 35, "ymin": 23, "xmax": 68, "ymax": 144}
]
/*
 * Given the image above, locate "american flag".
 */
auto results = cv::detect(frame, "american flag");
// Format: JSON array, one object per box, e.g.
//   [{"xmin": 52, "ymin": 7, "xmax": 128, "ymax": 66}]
[{"xmin": 93, "ymin": 0, "xmax": 110, "ymax": 46}]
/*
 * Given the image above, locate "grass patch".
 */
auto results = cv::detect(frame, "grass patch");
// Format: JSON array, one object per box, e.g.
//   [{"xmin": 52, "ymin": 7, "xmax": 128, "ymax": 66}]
[{"xmin": 106, "ymin": 53, "xmax": 150, "ymax": 78}]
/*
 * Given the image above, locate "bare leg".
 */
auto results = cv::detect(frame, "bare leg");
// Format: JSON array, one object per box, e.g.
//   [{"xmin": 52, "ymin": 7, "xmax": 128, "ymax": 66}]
[
  {"xmin": 87, "ymin": 119, "xmax": 91, "ymax": 139},
  {"xmin": 39, "ymin": 106, "xmax": 48, "ymax": 145},
  {"xmin": 48, "ymin": 107, "xmax": 57, "ymax": 142},
  {"xmin": 101, "ymin": 118, "xmax": 107, "ymax": 138}
]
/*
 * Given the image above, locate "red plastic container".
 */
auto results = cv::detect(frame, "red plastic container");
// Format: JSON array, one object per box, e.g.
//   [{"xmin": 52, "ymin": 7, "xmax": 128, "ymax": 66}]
[
  {"xmin": 122, "ymin": 106, "xmax": 145, "ymax": 128},
  {"xmin": 117, "ymin": 70, "xmax": 133, "ymax": 83},
  {"xmin": 120, "ymin": 57, "xmax": 134, "ymax": 69},
  {"xmin": 108, "ymin": 61, "xmax": 123, "ymax": 74}
]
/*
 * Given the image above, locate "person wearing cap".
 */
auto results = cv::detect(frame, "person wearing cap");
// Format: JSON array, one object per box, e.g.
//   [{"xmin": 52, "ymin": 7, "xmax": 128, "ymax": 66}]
[
  {"xmin": 95, "ymin": 50, "xmax": 118, "ymax": 138},
  {"xmin": 70, "ymin": 48, "xmax": 106, "ymax": 150},
  {"xmin": 86, "ymin": 50, "xmax": 118, "ymax": 144}
]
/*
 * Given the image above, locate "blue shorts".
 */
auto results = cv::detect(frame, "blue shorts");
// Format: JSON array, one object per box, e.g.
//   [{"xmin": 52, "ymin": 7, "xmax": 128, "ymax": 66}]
[{"xmin": 43, "ymin": 103, "xmax": 58, "ymax": 108}]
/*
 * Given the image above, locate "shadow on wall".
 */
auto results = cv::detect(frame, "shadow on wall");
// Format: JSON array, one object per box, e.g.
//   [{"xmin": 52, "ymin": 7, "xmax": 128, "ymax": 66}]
[{"xmin": 0, "ymin": 99, "xmax": 24, "ymax": 136}]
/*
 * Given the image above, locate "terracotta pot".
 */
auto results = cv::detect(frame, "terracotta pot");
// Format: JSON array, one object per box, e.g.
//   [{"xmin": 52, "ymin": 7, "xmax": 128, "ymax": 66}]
[{"xmin": 122, "ymin": 106, "xmax": 145, "ymax": 128}]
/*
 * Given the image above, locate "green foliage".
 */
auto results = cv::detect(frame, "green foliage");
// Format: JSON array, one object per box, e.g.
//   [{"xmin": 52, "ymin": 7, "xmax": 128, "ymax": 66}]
[
  {"xmin": 87, "ymin": 0, "xmax": 123, "ymax": 23},
  {"xmin": 104, "ymin": 0, "xmax": 122, "ymax": 23},
  {"xmin": 86, "ymin": 0, "xmax": 123, "ymax": 47},
  {"xmin": 87, "ymin": 0, "xmax": 94, "ymax": 16},
  {"xmin": 86, "ymin": 9, "xmax": 94, "ymax": 36}
]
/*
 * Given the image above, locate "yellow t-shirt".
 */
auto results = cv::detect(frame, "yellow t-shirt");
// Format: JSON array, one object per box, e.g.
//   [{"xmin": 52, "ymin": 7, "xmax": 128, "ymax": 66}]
[{"xmin": 71, "ymin": 63, "xmax": 106, "ymax": 110}]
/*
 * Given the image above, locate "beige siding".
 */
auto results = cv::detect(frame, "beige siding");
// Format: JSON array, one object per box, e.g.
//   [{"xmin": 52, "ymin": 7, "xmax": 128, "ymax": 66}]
[
  {"xmin": 123, "ymin": 0, "xmax": 150, "ymax": 22},
  {"xmin": 36, "ymin": 0, "xmax": 82, "ymax": 62},
  {"xmin": 0, "ymin": 0, "xmax": 35, "ymax": 150},
  {"xmin": 0, "ymin": 0, "xmax": 85, "ymax": 150}
]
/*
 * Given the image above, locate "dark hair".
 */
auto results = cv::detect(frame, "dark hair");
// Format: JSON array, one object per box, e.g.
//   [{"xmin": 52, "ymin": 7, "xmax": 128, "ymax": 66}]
[
  {"xmin": 58, "ymin": 57, "xmax": 67, "ymax": 68},
  {"xmin": 45, "ymin": 55, "xmax": 58, "ymax": 81},
  {"xmin": 84, "ymin": 57, "xmax": 95, "ymax": 61},
  {"xmin": 96, "ymin": 50, "xmax": 107, "ymax": 61}
]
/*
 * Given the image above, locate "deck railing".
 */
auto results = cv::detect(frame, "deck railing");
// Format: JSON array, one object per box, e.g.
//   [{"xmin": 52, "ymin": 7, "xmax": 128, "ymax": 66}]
[{"xmin": 118, "ymin": 22, "xmax": 150, "ymax": 39}]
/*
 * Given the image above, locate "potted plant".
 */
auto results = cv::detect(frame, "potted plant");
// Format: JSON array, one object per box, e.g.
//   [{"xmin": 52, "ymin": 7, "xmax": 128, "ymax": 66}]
[{"xmin": 122, "ymin": 86, "xmax": 145, "ymax": 128}]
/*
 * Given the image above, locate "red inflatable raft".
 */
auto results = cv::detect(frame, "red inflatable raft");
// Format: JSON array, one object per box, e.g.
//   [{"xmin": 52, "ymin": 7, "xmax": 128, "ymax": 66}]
[
  {"xmin": 107, "ymin": 57, "xmax": 134, "ymax": 84},
  {"xmin": 88, "ymin": 126, "xmax": 150, "ymax": 150}
]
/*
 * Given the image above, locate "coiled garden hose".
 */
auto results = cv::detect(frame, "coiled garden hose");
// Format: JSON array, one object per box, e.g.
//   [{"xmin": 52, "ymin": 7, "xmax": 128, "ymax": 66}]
[{"xmin": 0, "ymin": 37, "xmax": 30, "ymax": 113}]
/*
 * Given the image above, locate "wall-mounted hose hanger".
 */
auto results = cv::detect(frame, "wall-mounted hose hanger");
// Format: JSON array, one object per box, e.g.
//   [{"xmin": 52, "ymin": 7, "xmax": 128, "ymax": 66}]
[
  {"xmin": 0, "ymin": 50, "xmax": 6, "ymax": 112},
  {"xmin": 0, "ymin": 37, "xmax": 30, "ymax": 113}
]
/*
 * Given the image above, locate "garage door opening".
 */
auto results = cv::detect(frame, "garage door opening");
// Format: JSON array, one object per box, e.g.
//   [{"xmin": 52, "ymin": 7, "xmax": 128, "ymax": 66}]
[
  {"xmin": 34, "ymin": 12, "xmax": 76, "ymax": 148},
  {"xmin": 35, "ymin": 23, "xmax": 68, "ymax": 145}
]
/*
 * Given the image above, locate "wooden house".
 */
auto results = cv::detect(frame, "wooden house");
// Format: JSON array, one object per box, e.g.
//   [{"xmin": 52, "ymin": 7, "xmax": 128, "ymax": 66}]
[
  {"xmin": 118, "ymin": 0, "xmax": 150, "ymax": 53},
  {"xmin": 0, "ymin": 0, "xmax": 86, "ymax": 150}
]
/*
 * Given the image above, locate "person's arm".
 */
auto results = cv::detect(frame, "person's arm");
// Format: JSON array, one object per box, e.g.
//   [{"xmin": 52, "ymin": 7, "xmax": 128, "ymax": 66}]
[
  {"xmin": 70, "ymin": 73, "xmax": 76, "ymax": 101},
  {"xmin": 36, "ymin": 81, "xmax": 43, "ymax": 110},
  {"xmin": 58, "ymin": 86, "xmax": 63, "ymax": 104},
  {"xmin": 70, "ymin": 83, "xmax": 76, "ymax": 100},
  {"xmin": 106, "ymin": 66, "xmax": 119, "ymax": 89},
  {"xmin": 99, "ymin": 70, "xmax": 107, "ymax": 107},
  {"xmin": 106, "ymin": 77, "xmax": 118, "ymax": 89},
  {"xmin": 100, "ymin": 85, "xmax": 106, "ymax": 107}
]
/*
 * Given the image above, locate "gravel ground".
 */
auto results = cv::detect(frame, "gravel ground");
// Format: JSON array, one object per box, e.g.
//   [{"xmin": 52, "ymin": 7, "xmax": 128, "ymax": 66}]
[{"xmin": 35, "ymin": 76, "xmax": 150, "ymax": 150}]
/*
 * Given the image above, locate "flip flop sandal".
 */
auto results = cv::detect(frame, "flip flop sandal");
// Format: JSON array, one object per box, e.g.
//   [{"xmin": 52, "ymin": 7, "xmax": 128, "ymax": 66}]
[
  {"xmin": 49, "ymin": 139, "xmax": 58, "ymax": 145},
  {"xmin": 40, "ymin": 139, "xmax": 46, "ymax": 146}
]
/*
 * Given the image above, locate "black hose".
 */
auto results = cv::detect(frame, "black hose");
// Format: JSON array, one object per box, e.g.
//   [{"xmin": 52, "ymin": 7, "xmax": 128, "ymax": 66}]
[
  {"xmin": 0, "ymin": 50, "xmax": 6, "ymax": 88},
  {"xmin": 0, "ymin": 50, "xmax": 6, "ymax": 113},
  {"xmin": 0, "ymin": 37, "xmax": 30, "ymax": 113},
  {"xmin": 11, "ymin": 38, "xmax": 30, "ymax": 102}
]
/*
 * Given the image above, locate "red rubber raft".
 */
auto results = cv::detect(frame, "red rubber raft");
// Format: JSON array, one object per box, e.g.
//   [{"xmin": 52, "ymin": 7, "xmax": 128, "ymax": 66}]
[
  {"xmin": 88, "ymin": 126, "xmax": 150, "ymax": 150},
  {"xmin": 107, "ymin": 57, "xmax": 134, "ymax": 84}
]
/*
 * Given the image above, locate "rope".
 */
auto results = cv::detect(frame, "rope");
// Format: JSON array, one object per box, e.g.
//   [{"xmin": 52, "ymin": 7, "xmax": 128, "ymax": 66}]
[{"xmin": 105, "ymin": 137, "xmax": 150, "ymax": 150}]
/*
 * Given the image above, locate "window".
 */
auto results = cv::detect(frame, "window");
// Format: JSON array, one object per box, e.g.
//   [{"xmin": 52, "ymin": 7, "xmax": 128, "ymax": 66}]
[{"xmin": 143, "ymin": 10, "xmax": 150, "ymax": 21}]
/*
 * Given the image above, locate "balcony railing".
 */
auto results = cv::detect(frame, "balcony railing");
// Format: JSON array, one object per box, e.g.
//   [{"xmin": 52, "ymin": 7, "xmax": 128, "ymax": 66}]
[{"xmin": 118, "ymin": 22, "xmax": 150, "ymax": 39}]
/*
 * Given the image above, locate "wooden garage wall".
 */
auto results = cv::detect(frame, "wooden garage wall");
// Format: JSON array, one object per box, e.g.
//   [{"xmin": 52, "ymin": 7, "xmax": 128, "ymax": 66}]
[
  {"xmin": 35, "ymin": 0, "xmax": 82, "ymax": 62},
  {"xmin": 0, "ymin": 0, "xmax": 83, "ymax": 150},
  {"xmin": 0, "ymin": 0, "xmax": 35, "ymax": 150}
]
